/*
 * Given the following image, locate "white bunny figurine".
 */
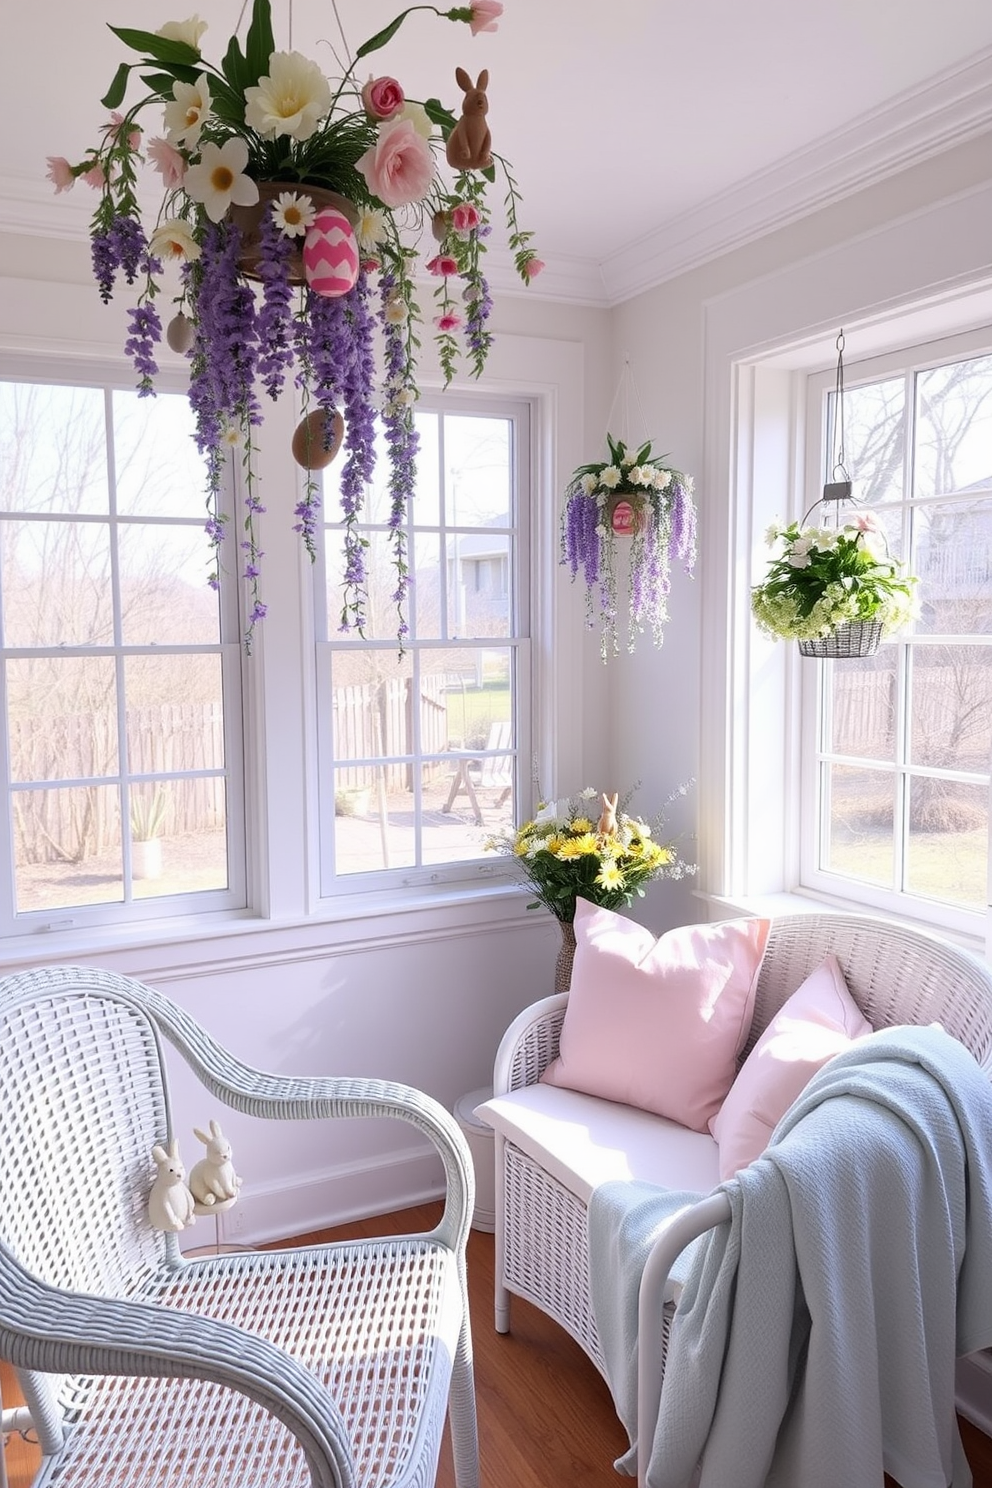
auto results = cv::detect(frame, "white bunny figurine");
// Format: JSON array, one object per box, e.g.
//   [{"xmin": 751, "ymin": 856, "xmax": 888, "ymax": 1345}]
[
  {"xmin": 188, "ymin": 1119, "xmax": 242, "ymax": 1211},
  {"xmin": 148, "ymin": 1139, "xmax": 196, "ymax": 1232}
]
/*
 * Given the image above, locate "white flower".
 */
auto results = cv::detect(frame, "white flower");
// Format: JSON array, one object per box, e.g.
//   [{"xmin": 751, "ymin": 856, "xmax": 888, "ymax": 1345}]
[
  {"xmin": 155, "ymin": 15, "xmax": 207, "ymax": 50},
  {"xmin": 631, "ymin": 465, "xmax": 654, "ymax": 486},
  {"xmin": 621, "ymin": 451, "xmax": 636, "ymax": 467},
  {"xmin": 148, "ymin": 218, "xmax": 201, "ymax": 262},
  {"xmin": 244, "ymin": 51, "xmax": 331, "ymax": 141},
  {"xmin": 164, "ymin": 74, "xmax": 212, "ymax": 146},
  {"xmin": 579, "ymin": 787, "xmax": 598, "ymax": 799},
  {"xmin": 652, "ymin": 468, "xmax": 672, "ymax": 490},
  {"xmin": 765, "ymin": 520, "xmax": 782, "ymax": 545},
  {"xmin": 393, "ymin": 386, "xmax": 416, "ymax": 407},
  {"xmin": 397, "ymin": 101, "xmax": 433, "ymax": 139},
  {"xmin": 355, "ymin": 206, "xmax": 387, "ymax": 250},
  {"xmin": 594, "ymin": 523, "xmax": 608, "ymax": 537},
  {"xmin": 183, "ymin": 136, "xmax": 259, "ymax": 222},
  {"xmin": 787, "ymin": 538, "xmax": 813, "ymax": 569},
  {"xmin": 383, "ymin": 296, "xmax": 408, "ymax": 325},
  {"xmin": 534, "ymin": 799, "xmax": 567, "ymax": 827},
  {"xmin": 599, "ymin": 465, "xmax": 621, "ymax": 489},
  {"xmin": 219, "ymin": 423, "xmax": 242, "ymax": 448},
  {"xmin": 272, "ymin": 191, "xmax": 315, "ymax": 236},
  {"xmin": 580, "ymin": 473, "xmax": 597, "ymax": 495}
]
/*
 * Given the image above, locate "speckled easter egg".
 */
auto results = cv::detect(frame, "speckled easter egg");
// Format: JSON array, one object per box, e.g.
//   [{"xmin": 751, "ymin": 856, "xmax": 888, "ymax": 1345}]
[
  {"xmin": 291, "ymin": 408, "xmax": 345, "ymax": 470},
  {"xmin": 303, "ymin": 209, "xmax": 360, "ymax": 297}
]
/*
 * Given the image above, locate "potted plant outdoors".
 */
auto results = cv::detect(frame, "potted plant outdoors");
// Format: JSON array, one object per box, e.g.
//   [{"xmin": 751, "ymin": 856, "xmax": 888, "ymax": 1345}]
[
  {"xmin": 751, "ymin": 512, "xmax": 918, "ymax": 658},
  {"xmin": 130, "ymin": 786, "xmax": 169, "ymax": 880},
  {"xmin": 560, "ymin": 435, "xmax": 697, "ymax": 661},
  {"xmin": 48, "ymin": 0, "xmax": 541, "ymax": 650},
  {"xmin": 487, "ymin": 784, "xmax": 696, "ymax": 990}
]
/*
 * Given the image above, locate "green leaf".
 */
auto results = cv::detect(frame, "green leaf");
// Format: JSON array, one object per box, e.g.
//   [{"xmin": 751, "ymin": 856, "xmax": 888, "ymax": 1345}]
[
  {"xmin": 636, "ymin": 441, "xmax": 652, "ymax": 464},
  {"xmin": 140, "ymin": 67, "xmax": 200, "ymax": 93},
  {"xmin": 221, "ymin": 34, "xmax": 249, "ymax": 93},
  {"xmin": 100, "ymin": 61, "xmax": 133, "ymax": 110},
  {"xmin": 355, "ymin": 11, "xmax": 410, "ymax": 59},
  {"xmin": 244, "ymin": 0, "xmax": 275, "ymax": 85},
  {"xmin": 424, "ymin": 97, "xmax": 457, "ymax": 131},
  {"xmin": 481, "ymin": 163, "xmax": 496, "ymax": 184},
  {"xmin": 108, "ymin": 25, "xmax": 201, "ymax": 65}
]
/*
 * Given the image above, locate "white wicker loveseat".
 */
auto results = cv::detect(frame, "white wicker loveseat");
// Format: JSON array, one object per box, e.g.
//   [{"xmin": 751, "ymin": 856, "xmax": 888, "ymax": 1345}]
[{"xmin": 478, "ymin": 912, "xmax": 992, "ymax": 1479}]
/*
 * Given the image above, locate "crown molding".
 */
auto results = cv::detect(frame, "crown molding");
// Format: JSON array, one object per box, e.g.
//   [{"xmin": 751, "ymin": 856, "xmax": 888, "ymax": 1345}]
[
  {"xmin": 4, "ymin": 47, "xmax": 991, "ymax": 310},
  {"xmin": 600, "ymin": 46, "xmax": 992, "ymax": 305}
]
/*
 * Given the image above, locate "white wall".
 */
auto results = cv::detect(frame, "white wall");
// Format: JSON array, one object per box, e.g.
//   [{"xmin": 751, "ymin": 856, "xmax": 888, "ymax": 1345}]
[
  {"xmin": 0, "ymin": 229, "xmax": 612, "ymax": 1242},
  {"xmin": 606, "ymin": 131, "xmax": 992, "ymax": 933}
]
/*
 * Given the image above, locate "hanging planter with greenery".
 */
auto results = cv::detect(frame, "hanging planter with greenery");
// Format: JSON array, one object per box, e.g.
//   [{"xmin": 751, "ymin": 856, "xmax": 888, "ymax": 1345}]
[{"xmin": 560, "ymin": 433, "xmax": 697, "ymax": 661}]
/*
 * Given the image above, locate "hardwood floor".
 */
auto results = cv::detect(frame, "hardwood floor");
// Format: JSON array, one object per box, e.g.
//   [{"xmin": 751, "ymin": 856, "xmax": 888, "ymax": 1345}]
[{"xmin": 3, "ymin": 1202, "xmax": 991, "ymax": 1486}]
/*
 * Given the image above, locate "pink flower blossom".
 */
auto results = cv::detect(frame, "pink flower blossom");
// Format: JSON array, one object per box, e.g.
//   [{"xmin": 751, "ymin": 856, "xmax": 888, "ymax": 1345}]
[
  {"xmin": 524, "ymin": 257, "xmax": 545, "ymax": 279},
  {"xmin": 106, "ymin": 111, "xmax": 142, "ymax": 150},
  {"xmin": 357, "ymin": 118, "xmax": 434, "ymax": 208},
  {"xmin": 361, "ymin": 75, "xmax": 405, "ymax": 120},
  {"xmin": 451, "ymin": 202, "xmax": 480, "ymax": 233},
  {"xmin": 467, "ymin": 0, "xmax": 503, "ymax": 35},
  {"xmin": 82, "ymin": 164, "xmax": 106, "ymax": 189},
  {"xmin": 426, "ymin": 254, "xmax": 459, "ymax": 276},
  {"xmin": 360, "ymin": 256, "xmax": 381, "ymax": 274},
  {"xmin": 147, "ymin": 137, "xmax": 186, "ymax": 189},
  {"xmin": 435, "ymin": 311, "xmax": 462, "ymax": 332},
  {"xmin": 46, "ymin": 156, "xmax": 74, "ymax": 193},
  {"xmin": 853, "ymin": 513, "xmax": 879, "ymax": 532}
]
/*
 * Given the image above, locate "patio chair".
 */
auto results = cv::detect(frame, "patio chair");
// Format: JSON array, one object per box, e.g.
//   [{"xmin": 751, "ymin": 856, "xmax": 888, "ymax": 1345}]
[{"xmin": 0, "ymin": 964, "xmax": 479, "ymax": 1488}]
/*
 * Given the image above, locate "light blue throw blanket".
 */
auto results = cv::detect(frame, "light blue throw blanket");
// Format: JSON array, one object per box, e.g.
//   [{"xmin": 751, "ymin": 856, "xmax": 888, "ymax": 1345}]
[{"xmin": 589, "ymin": 1025, "xmax": 992, "ymax": 1488}]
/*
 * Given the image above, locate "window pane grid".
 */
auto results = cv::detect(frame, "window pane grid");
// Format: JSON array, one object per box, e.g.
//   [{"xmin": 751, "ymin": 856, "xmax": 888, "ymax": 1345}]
[
  {"xmin": 0, "ymin": 377, "xmax": 243, "ymax": 928},
  {"xmin": 317, "ymin": 398, "xmax": 528, "ymax": 891},
  {"xmin": 807, "ymin": 346, "xmax": 992, "ymax": 925}
]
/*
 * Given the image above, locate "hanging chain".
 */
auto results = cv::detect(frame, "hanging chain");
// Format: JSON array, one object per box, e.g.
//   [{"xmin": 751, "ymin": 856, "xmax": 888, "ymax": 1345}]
[{"xmin": 833, "ymin": 329, "xmax": 847, "ymax": 479}]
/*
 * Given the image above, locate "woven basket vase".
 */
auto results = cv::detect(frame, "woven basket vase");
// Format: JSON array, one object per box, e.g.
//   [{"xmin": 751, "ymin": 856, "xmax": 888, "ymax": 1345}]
[
  {"xmin": 554, "ymin": 920, "xmax": 577, "ymax": 993},
  {"xmin": 797, "ymin": 618, "xmax": 884, "ymax": 659}
]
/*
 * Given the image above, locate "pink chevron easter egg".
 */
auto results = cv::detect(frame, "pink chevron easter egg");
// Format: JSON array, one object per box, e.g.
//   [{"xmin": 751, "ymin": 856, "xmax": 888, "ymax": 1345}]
[{"xmin": 303, "ymin": 209, "xmax": 360, "ymax": 298}]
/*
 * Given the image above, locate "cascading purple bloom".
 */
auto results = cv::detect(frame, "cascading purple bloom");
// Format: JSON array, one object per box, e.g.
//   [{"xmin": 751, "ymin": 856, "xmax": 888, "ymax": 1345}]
[
  {"xmin": 255, "ymin": 207, "xmax": 296, "ymax": 401},
  {"xmin": 124, "ymin": 301, "xmax": 162, "ymax": 394},
  {"xmin": 668, "ymin": 477, "xmax": 698, "ymax": 575},
  {"xmin": 379, "ymin": 270, "xmax": 418, "ymax": 641},
  {"xmin": 337, "ymin": 273, "xmax": 378, "ymax": 634}
]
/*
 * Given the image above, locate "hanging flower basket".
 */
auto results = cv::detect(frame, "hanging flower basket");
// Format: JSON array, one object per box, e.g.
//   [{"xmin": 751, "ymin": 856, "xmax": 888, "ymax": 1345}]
[
  {"xmin": 752, "ymin": 514, "xmax": 917, "ymax": 654},
  {"xmin": 560, "ymin": 435, "xmax": 697, "ymax": 660},
  {"xmin": 797, "ymin": 618, "xmax": 884, "ymax": 659}
]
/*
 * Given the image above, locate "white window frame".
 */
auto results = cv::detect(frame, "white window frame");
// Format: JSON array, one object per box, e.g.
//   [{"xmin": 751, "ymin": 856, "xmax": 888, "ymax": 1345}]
[
  {"xmin": 797, "ymin": 330, "xmax": 992, "ymax": 940},
  {"xmin": 0, "ymin": 355, "xmax": 247, "ymax": 935},
  {"xmin": 313, "ymin": 390, "xmax": 534, "ymax": 898}
]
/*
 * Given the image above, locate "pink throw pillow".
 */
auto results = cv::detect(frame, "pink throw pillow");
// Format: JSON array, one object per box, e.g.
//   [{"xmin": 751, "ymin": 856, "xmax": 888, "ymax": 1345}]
[
  {"xmin": 709, "ymin": 952, "xmax": 872, "ymax": 1180},
  {"xmin": 541, "ymin": 899, "xmax": 771, "ymax": 1132}
]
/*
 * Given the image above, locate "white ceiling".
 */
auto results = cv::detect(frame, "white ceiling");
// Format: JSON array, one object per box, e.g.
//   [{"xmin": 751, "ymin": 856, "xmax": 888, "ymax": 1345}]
[{"xmin": 6, "ymin": 0, "xmax": 992, "ymax": 304}]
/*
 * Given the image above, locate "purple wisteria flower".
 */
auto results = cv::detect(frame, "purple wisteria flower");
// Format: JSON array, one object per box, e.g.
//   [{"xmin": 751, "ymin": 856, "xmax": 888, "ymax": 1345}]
[
  {"xmin": 124, "ymin": 301, "xmax": 162, "ymax": 395},
  {"xmin": 91, "ymin": 215, "xmax": 150, "ymax": 302},
  {"xmin": 254, "ymin": 207, "xmax": 296, "ymax": 402},
  {"xmin": 379, "ymin": 270, "xmax": 418, "ymax": 642}
]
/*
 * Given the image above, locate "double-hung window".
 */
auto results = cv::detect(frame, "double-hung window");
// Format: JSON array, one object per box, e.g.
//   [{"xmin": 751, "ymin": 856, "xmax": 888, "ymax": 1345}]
[
  {"xmin": 0, "ymin": 375, "xmax": 244, "ymax": 933},
  {"xmin": 800, "ymin": 333, "xmax": 992, "ymax": 937},
  {"xmin": 314, "ymin": 392, "xmax": 531, "ymax": 893}
]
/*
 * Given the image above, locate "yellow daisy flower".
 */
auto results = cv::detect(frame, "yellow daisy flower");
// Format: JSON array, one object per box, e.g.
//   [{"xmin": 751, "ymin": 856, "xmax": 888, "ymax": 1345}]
[
  {"xmin": 595, "ymin": 863, "xmax": 625, "ymax": 890},
  {"xmin": 556, "ymin": 833, "xmax": 599, "ymax": 859},
  {"xmin": 571, "ymin": 816, "xmax": 594, "ymax": 833}
]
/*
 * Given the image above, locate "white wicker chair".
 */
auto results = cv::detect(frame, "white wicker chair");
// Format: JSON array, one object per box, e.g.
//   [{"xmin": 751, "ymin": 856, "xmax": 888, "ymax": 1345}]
[
  {"xmin": 490, "ymin": 912, "xmax": 992, "ymax": 1481},
  {"xmin": 0, "ymin": 964, "xmax": 479, "ymax": 1488}
]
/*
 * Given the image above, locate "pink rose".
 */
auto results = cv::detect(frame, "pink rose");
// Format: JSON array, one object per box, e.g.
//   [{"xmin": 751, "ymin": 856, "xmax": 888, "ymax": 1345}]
[
  {"xmin": 147, "ymin": 137, "xmax": 186, "ymax": 189},
  {"xmin": 426, "ymin": 254, "xmax": 459, "ymax": 276},
  {"xmin": 468, "ymin": 0, "xmax": 503, "ymax": 35},
  {"xmin": 361, "ymin": 75, "xmax": 405, "ymax": 121},
  {"xmin": 46, "ymin": 156, "xmax": 75, "ymax": 193},
  {"xmin": 451, "ymin": 202, "xmax": 480, "ymax": 233},
  {"xmin": 524, "ymin": 257, "xmax": 545, "ymax": 279},
  {"xmin": 360, "ymin": 256, "xmax": 381, "ymax": 274},
  {"xmin": 357, "ymin": 119, "xmax": 434, "ymax": 208},
  {"xmin": 435, "ymin": 311, "xmax": 462, "ymax": 332}
]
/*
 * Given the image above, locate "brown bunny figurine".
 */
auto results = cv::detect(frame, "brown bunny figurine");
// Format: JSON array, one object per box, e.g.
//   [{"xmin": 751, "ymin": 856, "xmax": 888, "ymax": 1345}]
[
  {"xmin": 597, "ymin": 792, "xmax": 619, "ymax": 836},
  {"xmin": 445, "ymin": 67, "xmax": 492, "ymax": 172}
]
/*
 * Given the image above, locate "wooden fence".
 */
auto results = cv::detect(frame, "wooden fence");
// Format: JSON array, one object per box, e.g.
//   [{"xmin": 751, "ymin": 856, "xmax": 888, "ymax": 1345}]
[{"xmin": 332, "ymin": 675, "xmax": 448, "ymax": 790}]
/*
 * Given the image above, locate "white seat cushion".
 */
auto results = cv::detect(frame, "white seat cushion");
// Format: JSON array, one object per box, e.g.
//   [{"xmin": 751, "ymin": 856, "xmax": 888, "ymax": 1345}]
[{"xmin": 476, "ymin": 1084, "xmax": 720, "ymax": 1206}]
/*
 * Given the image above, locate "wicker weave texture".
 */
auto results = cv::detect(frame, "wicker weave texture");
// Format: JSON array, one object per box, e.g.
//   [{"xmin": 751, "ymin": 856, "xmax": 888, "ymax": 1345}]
[{"xmin": 0, "ymin": 966, "xmax": 479, "ymax": 1488}]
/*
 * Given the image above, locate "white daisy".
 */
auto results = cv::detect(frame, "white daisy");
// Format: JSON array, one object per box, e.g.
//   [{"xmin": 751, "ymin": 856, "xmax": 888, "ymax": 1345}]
[
  {"xmin": 272, "ymin": 191, "xmax": 315, "ymax": 237},
  {"xmin": 356, "ymin": 206, "xmax": 387, "ymax": 250}
]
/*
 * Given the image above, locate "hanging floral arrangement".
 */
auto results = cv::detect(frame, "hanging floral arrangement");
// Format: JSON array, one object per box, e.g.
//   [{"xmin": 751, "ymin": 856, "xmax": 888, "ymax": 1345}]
[
  {"xmin": 47, "ymin": 0, "xmax": 541, "ymax": 649},
  {"xmin": 560, "ymin": 434, "xmax": 697, "ymax": 660},
  {"xmin": 751, "ymin": 513, "xmax": 917, "ymax": 655}
]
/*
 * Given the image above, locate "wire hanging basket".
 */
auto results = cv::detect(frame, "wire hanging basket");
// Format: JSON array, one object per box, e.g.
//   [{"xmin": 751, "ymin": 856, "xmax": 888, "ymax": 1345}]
[{"xmin": 797, "ymin": 618, "xmax": 884, "ymax": 659}]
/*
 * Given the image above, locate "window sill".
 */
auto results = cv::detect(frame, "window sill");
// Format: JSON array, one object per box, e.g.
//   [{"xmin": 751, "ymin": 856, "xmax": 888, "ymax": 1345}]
[{"xmin": 696, "ymin": 886, "xmax": 988, "ymax": 962}]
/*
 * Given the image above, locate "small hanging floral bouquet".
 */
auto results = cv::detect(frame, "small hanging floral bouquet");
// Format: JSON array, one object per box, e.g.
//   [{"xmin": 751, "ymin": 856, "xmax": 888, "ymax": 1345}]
[
  {"xmin": 487, "ymin": 784, "xmax": 695, "ymax": 923},
  {"xmin": 560, "ymin": 435, "xmax": 697, "ymax": 661},
  {"xmin": 751, "ymin": 513, "xmax": 917, "ymax": 643},
  {"xmin": 46, "ymin": 0, "xmax": 540, "ymax": 650}
]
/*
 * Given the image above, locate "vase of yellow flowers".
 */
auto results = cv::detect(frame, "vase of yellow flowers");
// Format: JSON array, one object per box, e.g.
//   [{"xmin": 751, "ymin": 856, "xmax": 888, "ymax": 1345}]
[{"xmin": 488, "ymin": 784, "xmax": 695, "ymax": 989}]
